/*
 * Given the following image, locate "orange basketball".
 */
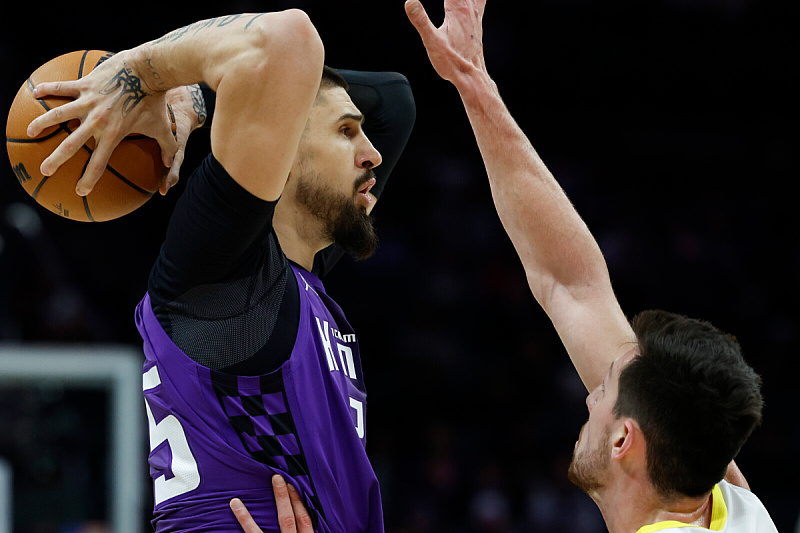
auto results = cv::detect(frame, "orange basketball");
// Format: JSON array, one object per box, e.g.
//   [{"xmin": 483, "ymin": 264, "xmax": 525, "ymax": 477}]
[{"xmin": 6, "ymin": 50, "xmax": 170, "ymax": 222}]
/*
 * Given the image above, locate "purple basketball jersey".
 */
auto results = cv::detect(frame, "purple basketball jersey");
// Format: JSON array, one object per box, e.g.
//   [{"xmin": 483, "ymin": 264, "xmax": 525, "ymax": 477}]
[{"xmin": 136, "ymin": 265, "xmax": 383, "ymax": 532}]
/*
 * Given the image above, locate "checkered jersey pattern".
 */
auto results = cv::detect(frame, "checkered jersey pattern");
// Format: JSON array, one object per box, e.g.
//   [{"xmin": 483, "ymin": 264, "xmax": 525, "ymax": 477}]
[{"xmin": 209, "ymin": 369, "xmax": 324, "ymax": 523}]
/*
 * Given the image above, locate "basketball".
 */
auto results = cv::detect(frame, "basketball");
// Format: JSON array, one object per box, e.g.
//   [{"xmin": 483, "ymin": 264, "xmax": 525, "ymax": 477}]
[{"xmin": 5, "ymin": 50, "xmax": 171, "ymax": 222}]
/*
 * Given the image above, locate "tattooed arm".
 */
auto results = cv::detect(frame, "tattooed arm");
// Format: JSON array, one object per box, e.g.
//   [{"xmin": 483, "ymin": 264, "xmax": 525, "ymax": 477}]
[{"xmin": 28, "ymin": 11, "xmax": 324, "ymax": 201}]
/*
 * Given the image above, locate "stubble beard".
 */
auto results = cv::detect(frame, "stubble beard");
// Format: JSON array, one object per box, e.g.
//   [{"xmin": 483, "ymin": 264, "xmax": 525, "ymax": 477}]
[
  {"xmin": 567, "ymin": 424, "xmax": 611, "ymax": 494},
  {"xmin": 295, "ymin": 170, "xmax": 378, "ymax": 261}
]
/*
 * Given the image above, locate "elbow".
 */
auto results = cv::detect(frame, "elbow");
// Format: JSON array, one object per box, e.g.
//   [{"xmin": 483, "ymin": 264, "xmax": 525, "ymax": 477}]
[
  {"xmin": 250, "ymin": 9, "xmax": 324, "ymax": 81},
  {"xmin": 274, "ymin": 9, "xmax": 324, "ymax": 60}
]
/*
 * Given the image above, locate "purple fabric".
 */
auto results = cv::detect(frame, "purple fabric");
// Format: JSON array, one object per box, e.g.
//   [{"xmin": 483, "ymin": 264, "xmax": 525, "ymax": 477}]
[{"xmin": 136, "ymin": 266, "xmax": 383, "ymax": 532}]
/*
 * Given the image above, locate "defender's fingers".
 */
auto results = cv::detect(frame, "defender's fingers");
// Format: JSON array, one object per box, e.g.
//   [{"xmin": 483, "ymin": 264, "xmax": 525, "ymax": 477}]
[
  {"xmin": 230, "ymin": 498, "xmax": 263, "ymax": 533},
  {"xmin": 287, "ymin": 484, "xmax": 314, "ymax": 533},
  {"xmin": 28, "ymin": 99, "xmax": 85, "ymax": 138},
  {"xmin": 272, "ymin": 475, "xmax": 298, "ymax": 533},
  {"xmin": 405, "ymin": 0, "xmax": 438, "ymax": 42}
]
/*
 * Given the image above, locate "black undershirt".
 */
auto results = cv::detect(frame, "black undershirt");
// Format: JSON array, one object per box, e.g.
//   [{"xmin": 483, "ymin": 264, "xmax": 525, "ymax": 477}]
[{"xmin": 148, "ymin": 70, "xmax": 415, "ymax": 376}]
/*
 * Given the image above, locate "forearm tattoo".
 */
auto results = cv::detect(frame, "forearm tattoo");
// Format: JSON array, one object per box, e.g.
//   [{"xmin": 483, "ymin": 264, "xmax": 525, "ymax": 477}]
[
  {"xmin": 100, "ymin": 66, "xmax": 148, "ymax": 116},
  {"xmin": 189, "ymin": 84, "xmax": 207, "ymax": 126},
  {"xmin": 153, "ymin": 13, "xmax": 266, "ymax": 44}
]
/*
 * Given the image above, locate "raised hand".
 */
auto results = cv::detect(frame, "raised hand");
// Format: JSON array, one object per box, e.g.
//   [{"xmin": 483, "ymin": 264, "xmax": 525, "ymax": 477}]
[{"xmin": 404, "ymin": 0, "xmax": 488, "ymax": 85}]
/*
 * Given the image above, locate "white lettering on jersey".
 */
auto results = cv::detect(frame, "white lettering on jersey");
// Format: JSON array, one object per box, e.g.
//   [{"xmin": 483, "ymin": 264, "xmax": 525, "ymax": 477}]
[
  {"xmin": 338, "ymin": 344, "xmax": 357, "ymax": 379},
  {"xmin": 315, "ymin": 317, "xmax": 359, "ymax": 378},
  {"xmin": 316, "ymin": 317, "xmax": 339, "ymax": 372},
  {"xmin": 312, "ymin": 314, "xmax": 365, "ymax": 440},
  {"xmin": 349, "ymin": 398, "xmax": 365, "ymax": 439}
]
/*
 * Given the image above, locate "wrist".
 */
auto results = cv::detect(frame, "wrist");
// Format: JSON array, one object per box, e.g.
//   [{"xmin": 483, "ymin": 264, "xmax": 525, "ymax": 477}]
[
  {"xmin": 166, "ymin": 85, "xmax": 206, "ymax": 131},
  {"xmin": 453, "ymin": 65, "xmax": 498, "ymax": 107},
  {"xmin": 127, "ymin": 43, "xmax": 171, "ymax": 94}
]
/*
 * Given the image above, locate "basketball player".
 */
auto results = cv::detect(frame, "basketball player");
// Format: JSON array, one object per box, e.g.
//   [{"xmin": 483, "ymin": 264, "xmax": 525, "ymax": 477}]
[
  {"xmin": 210, "ymin": 1, "xmax": 780, "ymax": 531},
  {"xmin": 403, "ymin": 0, "xmax": 778, "ymax": 531},
  {"xmin": 27, "ymin": 11, "xmax": 415, "ymax": 532}
]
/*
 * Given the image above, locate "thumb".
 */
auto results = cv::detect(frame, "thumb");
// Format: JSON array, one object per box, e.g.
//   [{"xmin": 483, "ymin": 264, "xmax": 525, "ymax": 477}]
[{"xmin": 405, "ymin": 0, "xmax": 437, "ymax": 42}]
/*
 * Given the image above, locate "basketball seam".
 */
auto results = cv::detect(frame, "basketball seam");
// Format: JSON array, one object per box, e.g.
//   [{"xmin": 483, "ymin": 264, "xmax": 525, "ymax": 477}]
[
  {"xmin": 82, "ymin": 196, "xmax": 95, "ymax": 222},
  {"xmin": 31, "ymin": 175, "xmax": 50, "ymax": 199},
  {"xmin": 6, "ymin": 129, "xmax": 63, "ymax": 144},
  {"xmin": 79, "ymin": 50, "xmax": 90, "ymax": 79}
]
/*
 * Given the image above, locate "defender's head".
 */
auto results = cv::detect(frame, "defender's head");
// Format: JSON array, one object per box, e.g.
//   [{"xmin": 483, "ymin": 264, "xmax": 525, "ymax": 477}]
[{"xmin": 569, "ymin": 310, "xmax": 763, "ymax": 500}]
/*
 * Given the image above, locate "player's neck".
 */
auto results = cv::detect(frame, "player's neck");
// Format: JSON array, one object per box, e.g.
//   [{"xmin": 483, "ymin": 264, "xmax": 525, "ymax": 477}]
[
  {"xmin": 273, "ymin": 203, "xmax": 330, "ymax": 271},
  {"xmin": 598, "ymin": 478, "xmax": 714, "ymax": 533}
]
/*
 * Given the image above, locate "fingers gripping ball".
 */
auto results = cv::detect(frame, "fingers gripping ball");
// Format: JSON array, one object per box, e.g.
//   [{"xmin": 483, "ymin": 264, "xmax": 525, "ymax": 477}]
[{"xmin": 5, "ymin": 50, "xmax": 173, "ymax": 222}]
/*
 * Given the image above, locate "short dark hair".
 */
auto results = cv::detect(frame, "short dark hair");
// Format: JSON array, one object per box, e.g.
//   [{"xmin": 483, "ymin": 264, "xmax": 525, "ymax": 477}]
[
  {"xmin": 614, "ymin": 310, "xmax": 764, "ymax": 498},
  {"xmin": 320, "ymin": 65, "xmax": 349, "ymax": 92}
]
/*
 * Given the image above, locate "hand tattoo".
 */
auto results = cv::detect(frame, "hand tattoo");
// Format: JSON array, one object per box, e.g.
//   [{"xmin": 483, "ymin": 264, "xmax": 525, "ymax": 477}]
[{"xmin": 100, "ymin": 66, "xmax": 149, "ymax": 116}]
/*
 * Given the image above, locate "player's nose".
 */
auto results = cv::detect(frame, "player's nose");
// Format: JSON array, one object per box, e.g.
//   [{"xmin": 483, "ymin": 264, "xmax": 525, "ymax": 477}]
[{"xmin": 358, "ymin": 139, "xmax": 382, "ymax": 170}]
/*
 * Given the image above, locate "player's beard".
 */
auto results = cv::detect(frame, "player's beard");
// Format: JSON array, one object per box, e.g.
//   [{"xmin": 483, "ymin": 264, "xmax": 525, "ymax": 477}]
[
  {"xmin": 567, "ymin": 424, "xmax": 611, "ymax": 494},
  {"xmin": 295, "ymin": 170, "xmax": 378, "ymax": 261}
]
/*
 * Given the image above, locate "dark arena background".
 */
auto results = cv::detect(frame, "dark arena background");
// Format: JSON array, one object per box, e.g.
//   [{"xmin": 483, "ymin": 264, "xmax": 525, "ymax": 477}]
[{"xmin": 1, "ymin": 0, "xmax": 797, "ymax": 531}]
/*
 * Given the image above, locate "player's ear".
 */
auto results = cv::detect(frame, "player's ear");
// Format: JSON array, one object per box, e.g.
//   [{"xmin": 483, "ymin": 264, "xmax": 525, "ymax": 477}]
[{"xmin": 610, "ymin": 418, "xmax": 638, "ymax": 461}]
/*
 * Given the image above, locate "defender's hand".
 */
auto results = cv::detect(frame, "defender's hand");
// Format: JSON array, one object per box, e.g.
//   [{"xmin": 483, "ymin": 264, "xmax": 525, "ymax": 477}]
[
  {"xmin": 404, "ymin": 0, "xmax": 488, "ymax": 84},
  {"xmin": 26, "ymin": 49, "xmax": 178, "ymax": 196},
  {"xmin": 230, "ymin": 475, "xmax": 314, "ymax": 533}
]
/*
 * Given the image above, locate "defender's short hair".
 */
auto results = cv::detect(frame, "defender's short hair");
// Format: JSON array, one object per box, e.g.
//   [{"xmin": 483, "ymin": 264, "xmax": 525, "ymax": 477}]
[{"xmin": 614, "ymin": 310, "xmax": 763, "ymax": 498}]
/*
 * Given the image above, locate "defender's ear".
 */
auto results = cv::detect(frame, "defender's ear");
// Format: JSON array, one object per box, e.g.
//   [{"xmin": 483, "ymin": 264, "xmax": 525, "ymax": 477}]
[{"xmin": 611, "ymin": 418, "xmax": 639, "ymax": 461}]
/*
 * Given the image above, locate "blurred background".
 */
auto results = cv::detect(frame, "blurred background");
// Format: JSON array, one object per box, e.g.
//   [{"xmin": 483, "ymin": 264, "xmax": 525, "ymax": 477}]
[{"xmin": 1, "ymin": 0, "xmax": 797, "ymax": 531}]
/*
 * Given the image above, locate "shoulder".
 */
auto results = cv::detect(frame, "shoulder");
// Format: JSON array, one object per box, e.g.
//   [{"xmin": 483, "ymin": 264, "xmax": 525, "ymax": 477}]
[
  {"xmin": 716, "ymin": 480, "xmax": 779, "ymax": 532},
  {"xmin": 149, "ymin": 152, "xmax": 282, "ymax": 302}
]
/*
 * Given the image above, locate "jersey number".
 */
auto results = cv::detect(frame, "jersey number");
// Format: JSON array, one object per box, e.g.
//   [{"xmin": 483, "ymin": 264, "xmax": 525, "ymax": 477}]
[
  {"xmin": 143, "ymin": 365, "xmax": 201, "ymax": 505},
  {"xmin": 350, "ymin": 397, "xmax": 365, "ymax": 439}
]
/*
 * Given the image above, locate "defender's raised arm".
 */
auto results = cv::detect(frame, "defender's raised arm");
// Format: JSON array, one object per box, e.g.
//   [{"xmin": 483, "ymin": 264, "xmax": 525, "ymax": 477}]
[{"xmin": 405, "ymin": 0, "xmax": 632, "ymax": 390}]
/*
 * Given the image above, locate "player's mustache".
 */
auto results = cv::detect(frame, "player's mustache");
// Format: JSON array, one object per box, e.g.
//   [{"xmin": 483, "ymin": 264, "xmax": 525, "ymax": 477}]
[{"xmin": 353, "ymin": 169, "xmax": 377, "ymax": 193}]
